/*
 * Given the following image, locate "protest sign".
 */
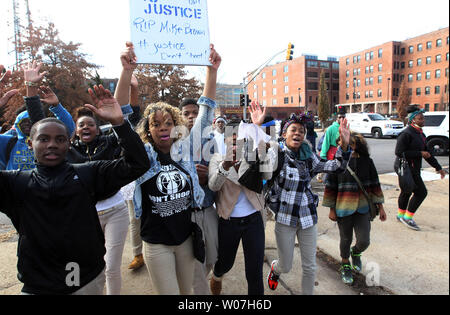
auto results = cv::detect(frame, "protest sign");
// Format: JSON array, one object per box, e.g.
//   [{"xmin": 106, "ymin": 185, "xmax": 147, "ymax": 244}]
[{"xmin": 130, "ymin": 0, "xmax": 211, "ymax": 66}]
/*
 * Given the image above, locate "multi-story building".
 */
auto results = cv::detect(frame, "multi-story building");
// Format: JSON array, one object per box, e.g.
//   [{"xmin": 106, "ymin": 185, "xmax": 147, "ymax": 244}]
[
  {"xmin": 340, "ymin": 27, "xmax": 449, "ymax": 114},
  {"xmin": 215, "ymin": 83, "xmax": 244, "ymax": 119},
  {"xmin": 246, "ymin": 55, "xmax": 340, "ymax": 119}
]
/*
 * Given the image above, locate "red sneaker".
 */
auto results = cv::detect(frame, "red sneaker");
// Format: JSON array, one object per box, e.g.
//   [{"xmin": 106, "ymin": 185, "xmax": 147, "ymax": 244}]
[{"xmin": 267, "ymin": 261, "xmax": 280, "ymax": 290}]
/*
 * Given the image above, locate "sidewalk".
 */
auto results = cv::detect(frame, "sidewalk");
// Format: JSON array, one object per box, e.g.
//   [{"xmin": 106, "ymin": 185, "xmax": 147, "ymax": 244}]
[{"xmin": 0, "ymin": 169, "xmax": 448, "ymax": 295}]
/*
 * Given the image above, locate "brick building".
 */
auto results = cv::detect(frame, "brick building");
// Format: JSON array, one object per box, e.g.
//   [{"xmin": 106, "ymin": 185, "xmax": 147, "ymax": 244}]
[
  {"xmin": 339, "ymin": 27, "xmax": 449, "ymax": 114},
  {"xmin": 246, "ymin": 55, "xmax": 340, "ymax": 120}
]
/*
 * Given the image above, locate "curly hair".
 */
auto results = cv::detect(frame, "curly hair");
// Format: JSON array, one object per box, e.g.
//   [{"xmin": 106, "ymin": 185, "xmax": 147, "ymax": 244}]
[
  {"xmin": 350, "ymin": 131, "xmax": 370, "ymax": 157},
  {"xmin": 136, "ymin": 102, "xmax": 187, "ymax": 145}
]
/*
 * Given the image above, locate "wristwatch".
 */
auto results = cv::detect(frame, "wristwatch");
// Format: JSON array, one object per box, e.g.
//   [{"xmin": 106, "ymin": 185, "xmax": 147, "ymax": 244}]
[{"xmin": 218, "ymin": 162, "xmax": 230, "ymax": 177}]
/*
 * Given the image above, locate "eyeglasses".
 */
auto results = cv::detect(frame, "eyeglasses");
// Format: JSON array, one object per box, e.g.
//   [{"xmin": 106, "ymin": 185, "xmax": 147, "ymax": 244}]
[{"xmin": 338, "ymin": 116, "xmax": 346, "ymax": 119}]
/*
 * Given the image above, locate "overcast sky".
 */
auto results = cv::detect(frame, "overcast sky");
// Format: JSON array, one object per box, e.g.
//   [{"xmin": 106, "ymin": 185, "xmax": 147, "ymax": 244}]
[{"xmin": 1, "ymin": 0, "xmax": 449, "ymax": 85}]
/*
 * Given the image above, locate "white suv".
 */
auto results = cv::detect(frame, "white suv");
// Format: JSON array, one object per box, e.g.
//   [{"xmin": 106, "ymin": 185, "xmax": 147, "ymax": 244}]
[
  {"xmin": 346, "ymin": 112, "xmax": 405, "ymax": 138},
  {"xmin": 423, "ymin": 111, "xmax": 449, "ymax": 156}
]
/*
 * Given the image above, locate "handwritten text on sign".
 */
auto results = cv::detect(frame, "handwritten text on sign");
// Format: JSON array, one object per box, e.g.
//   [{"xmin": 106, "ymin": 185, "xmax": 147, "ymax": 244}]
[{"xmin": 130, "ymin": 0, "xmax": 211, "ymax": 66}]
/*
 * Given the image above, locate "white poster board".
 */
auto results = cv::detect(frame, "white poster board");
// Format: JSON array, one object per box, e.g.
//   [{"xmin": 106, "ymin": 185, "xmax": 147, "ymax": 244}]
[{"xmin": 130, "ymin": 0, "xmax": 211, "ymax": 66}]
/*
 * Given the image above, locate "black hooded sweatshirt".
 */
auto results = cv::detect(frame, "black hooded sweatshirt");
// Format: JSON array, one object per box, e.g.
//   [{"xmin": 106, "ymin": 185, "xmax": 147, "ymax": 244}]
[{"xmin": 0, "ymin": 122, "xmax": 150, "ymax": 295}]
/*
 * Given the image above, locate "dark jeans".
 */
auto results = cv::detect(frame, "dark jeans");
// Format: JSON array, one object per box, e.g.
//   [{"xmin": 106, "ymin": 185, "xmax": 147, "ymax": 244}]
[
  {"xmin": 398, "ymin": 172, "xmax": 428, "ymax": 214},
  {"xmin": 213, "ymin": 212, "xmax": 265, "ymax": 295},
  {"xmin": 337, "ymin": 212, "xmax": 371, "ymax": 260}
]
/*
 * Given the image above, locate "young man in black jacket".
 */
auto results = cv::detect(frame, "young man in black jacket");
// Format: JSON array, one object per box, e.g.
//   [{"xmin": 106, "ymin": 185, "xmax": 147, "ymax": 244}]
[
  {"xmin": 0, "ymin": 85, "xmax": 150, "ymax": 295},
  {"xmin": 395, "ymin": 106, "xmax": 446, "ymax": 231}
]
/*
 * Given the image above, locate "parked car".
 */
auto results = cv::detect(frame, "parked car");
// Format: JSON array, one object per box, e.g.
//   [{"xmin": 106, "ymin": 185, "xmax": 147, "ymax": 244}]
[
  {"xmin": 423, "ymin": 111, "xmax": 449, "ymax": 156},
  {"xmin": 346, "ymin": 112, "xmax": 405, "ymax": 138}
]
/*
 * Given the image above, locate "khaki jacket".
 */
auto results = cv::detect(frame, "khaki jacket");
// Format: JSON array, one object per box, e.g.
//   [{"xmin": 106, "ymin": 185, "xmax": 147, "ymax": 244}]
[{"xmin": 208, "ymin": 152, "xmax": 273, "ymax": 220}]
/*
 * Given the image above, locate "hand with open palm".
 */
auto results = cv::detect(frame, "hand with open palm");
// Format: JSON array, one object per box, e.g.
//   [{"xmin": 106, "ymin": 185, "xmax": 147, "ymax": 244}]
[
  {"xmin": 338, "ymin": 118, "xmax": 351, "ymax": 151},
  {"xmin": 85, "ymin": 85, "xmax": 124, "ymax": 126},
  {"xmin": 248, "ymin": 101, "xmax": 267, "ymax": 126}
]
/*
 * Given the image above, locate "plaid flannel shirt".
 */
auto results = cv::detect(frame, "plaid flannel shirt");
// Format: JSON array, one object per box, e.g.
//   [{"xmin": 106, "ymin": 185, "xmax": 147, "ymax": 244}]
[{"xmin": 267, "ymin": 146, "xmax": 352, "ymax": 229}]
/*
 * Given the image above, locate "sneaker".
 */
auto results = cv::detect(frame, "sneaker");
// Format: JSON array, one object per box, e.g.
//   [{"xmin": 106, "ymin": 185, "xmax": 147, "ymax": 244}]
[
  {"xmin": 396, "ymin": 216, "xmax": 403, "ymax": 223},
  {"xmin": 350, "ymin": 249, "xmax": 362, "ymax": 272},
  {"xmin": 340, "ymin": 264, "xmax": 354, "ymax": 285},
  {"xmin": 210, "ymin": 276, "xmax": 222, "ymax": 295},
  {"xmin": 400, "ymin": 217, "xmax": 421, "ymax": 231},
  {"xmin": 128, "ymin": 254, "xmax": 145, "ymax": 270},
  {"xmin": 267, "ymin": 261, "xmax": 280, "ymax": 290}
]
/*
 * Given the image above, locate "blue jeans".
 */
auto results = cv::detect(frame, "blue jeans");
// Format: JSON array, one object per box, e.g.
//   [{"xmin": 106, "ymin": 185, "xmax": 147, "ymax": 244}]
[{"xmin": 213, "ymin": 212, "xmax": 265, "ymax": 295}]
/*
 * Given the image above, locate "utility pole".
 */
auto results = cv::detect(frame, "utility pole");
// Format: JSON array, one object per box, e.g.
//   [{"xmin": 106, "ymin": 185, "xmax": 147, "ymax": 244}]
[{"xmin": 11, "ymin": 0, "xmax": 32, "ymax": 69}]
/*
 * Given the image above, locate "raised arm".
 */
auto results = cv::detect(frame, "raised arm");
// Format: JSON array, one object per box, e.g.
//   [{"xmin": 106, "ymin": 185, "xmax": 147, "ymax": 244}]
[
  {"xmin": 84, "ymin": 85, "xmax": 150, "ymax": 199},
  {"xmin": 39, "ymin": 86, "xmax": 76, "ymax": 136},
  {"xmin": 115, "ymin": 42, "xmax": 138, "ymax": 106}
]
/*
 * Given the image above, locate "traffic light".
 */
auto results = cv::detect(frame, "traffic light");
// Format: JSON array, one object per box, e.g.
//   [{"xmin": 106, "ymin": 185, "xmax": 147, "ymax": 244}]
[
  {"xmin": 239, "ymin": 94, "xmax": 252, "ymax": 107},
  {"xmin": 286, "ymin": 43, "xmax": 295, "ymax": 61}
]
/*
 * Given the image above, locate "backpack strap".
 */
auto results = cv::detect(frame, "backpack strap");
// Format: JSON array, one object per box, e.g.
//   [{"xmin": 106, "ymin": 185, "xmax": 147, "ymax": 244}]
[{"xmin": 5, "ymin": 136, "xmax": 18, "ymax": 165}]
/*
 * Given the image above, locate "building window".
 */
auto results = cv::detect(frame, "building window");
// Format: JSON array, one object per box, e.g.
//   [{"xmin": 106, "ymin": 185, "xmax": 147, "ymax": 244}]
[
  {"xmin": 437, "ymin": 39, "xmax": 442, "ymax": 47},
  {"xmin": 284, "ymin": 65, "xmax": 289, "ymax": 73},
  {"xmin": 262, "ymin": 73, "xmax": 266, "ymax": 79},
  {"xmin": 426, "ymin": 41, "xmax": 432, "ymax": 49},
  {"xmin": 365, "ymin": 66, "xmax": 369, "ymax": 74},
  {"xmin": 426, "ymin": 71, "xmax": 431, "ymax": 80},
  {"xmin": 369, "ymin": 90, "xmax": 374, "ymax": 98},
  {"xmin": 284, "ymin": 97, "xmax": 289, "ymax": 105},
  {"xmin": 370, "ymin": 51, "xmax": 374, "ymax": 60},
  {"xmin": 416, "ymin": 72, "xmax": 422, "ymax": 81},
  {"xmin": 272, "ymin": 79, "xmax": 277, "ymax": 85},
  {"xmin": 378, "ymin": 75, "xmax": 383, "ymax": 83},
  {"xmin": 332, "ymin": 63, "xmax": 339, "ymax": 70},
  {"xmin": 408, "ymin": 60, "xmax": 413, "ymax": 68},
  {"xmin": 346, "ymin": 58, "xmax": 350, "ymax": 65},
  {"xmin": 346, "ymin": 81, "xmax": 350, "ymax": 88},
  {"xmin": 370, "ymin": 65, "xmax": 374, "ymax": 73},
  {"xmin": 434, "ymin": 103, "xmax": 439, "ymax": 111},
  {"xmin": 408, "ymin": 74, "xmax": 413, "ymax": 82},
  {"xmin": 272, "ymin": 99, "xmax": 277, "ymax": 106},
  {"xmin": 346, "ymin": 93, "xmax": 349, "ymax": 100},
  {"xmin": 417, "ymin": 58, "xmax": 422, "ymax": 66},
  {"xmin": 425, "ymin": 86, "xmax": 431, "ymax": 95},
  {"xmin": 262, "ymin": 82, "xmax": 266, "ymax": 88},
  {"xmin": 262, "ymin": 90, "xmax": 267, "ymax": 97},
  {"xmin": 426, "ymin": 56, "xmax": 432, "ymax": 64},
  {"xmin": 435, "ymin": 86, "xmax": 441, "ymax": 94},
  {"xmin": 409, "ymin": 46, "xmax": 414, "ymax": 53},
  {"xmin": 262, "ymin": 100, "xmax": 267, "ymax": 106},
  {"xmin": 424, "ymin": 103, "xmax": 430, "ymax": 111},
  {"xmin": 272, "ymin": 69, "xmax": 277, "ymax": 76},
  {"xmin": 436, "ymin": 69, "xmax": 441, "ymax": 78},
  {"xmin": 365, "ymin": 78, "xmax": 369, "ymax": 86},
  {"xmin": 272, "ymin": 88, "xmax": 277, "ymax": 95},
  {"xmin": 284, "ymin": 76, "xmax": 289, "ymax": 83},
  {"xmin": 447, "ymin": 52, "xmax": 449, "ymax": 61},
  {"xmin": 378, "ymin": 89, "xmax": 382, "ymax": 97},
  {"xmin": 436, "ymin": 54, "xmax": 442, "ymax": 63},
  {"xmin": 378, "ymin": 64, "xmax": 383, "ymax": 71},
  {"xmin": 417, "ymin": 43, "xmax": 423, "ymax": 51},
  {"xmin": 284, "ymin": 86, "xmax": 289, "ymax": 94},
  {"xmin": 357, "ymin": 79, "xmax": 361, "ymax": 87},
  {"xmin": 416, "ymin": 88, "xmax": 421, "ymax": 96},
  {"xmin": 353, "ymin": 56, "xmax": 357, "ymax": 64},
  {"xmin": 346, "ymin": 70, "xmax": 350, "ymax": 78}
]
